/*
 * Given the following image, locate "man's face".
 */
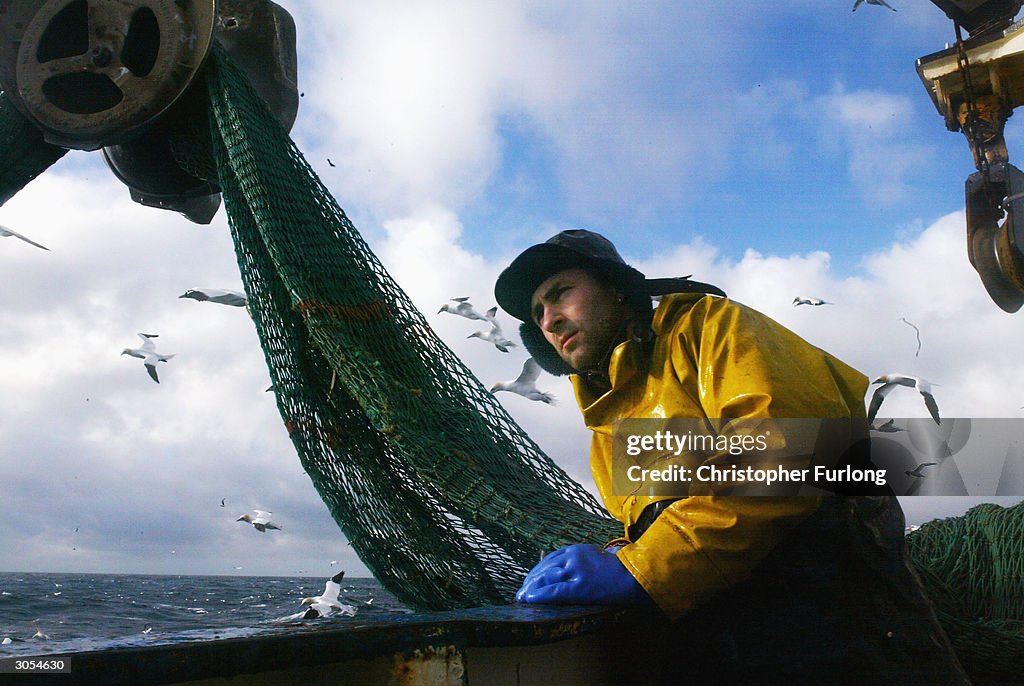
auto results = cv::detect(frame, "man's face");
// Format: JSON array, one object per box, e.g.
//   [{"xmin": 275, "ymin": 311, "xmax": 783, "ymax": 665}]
[{"xmin": 530, "ymin": 268, "xmax": 624, "ymax": 371}]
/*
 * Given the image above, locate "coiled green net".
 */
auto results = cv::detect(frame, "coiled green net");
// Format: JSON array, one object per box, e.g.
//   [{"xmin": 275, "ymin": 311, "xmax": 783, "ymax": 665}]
[{"xmin": 906, "ymin": 501, "xmax": 1024, "ymax": 683}]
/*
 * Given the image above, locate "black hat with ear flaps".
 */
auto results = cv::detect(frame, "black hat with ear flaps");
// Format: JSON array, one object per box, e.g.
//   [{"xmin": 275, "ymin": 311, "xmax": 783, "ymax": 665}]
[
  {"xmin": 495, "ymin": 229, "xmax": 645, "ymax": 322},
  {"xmin": 494, "ymin": 229, "xmax": 726, "ymax": 375}
]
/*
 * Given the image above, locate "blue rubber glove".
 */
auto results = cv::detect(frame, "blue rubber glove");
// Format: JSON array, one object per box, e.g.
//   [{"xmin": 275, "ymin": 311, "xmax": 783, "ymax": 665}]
[{"xmin": 515, "ymin": 543, "xmax": 655, "ymax": 608}]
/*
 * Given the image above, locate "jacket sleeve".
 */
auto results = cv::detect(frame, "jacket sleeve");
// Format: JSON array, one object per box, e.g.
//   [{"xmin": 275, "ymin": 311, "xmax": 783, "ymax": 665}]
[{"xmin": 615, "ymin": 296, "xmax": 869, "ymax": 620}]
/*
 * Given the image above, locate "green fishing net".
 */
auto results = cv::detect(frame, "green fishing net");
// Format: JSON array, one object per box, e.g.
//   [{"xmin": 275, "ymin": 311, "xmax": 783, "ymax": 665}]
[
  {"xmin": 196, "ymin": 44, "xmax": 619, "ymax": 610},
  {"xmin": 1, "ymin": 45, "xmax": 618, "ymax": 610},
  {"xmin": 0, "ymin": 91, "xmax": 66, "ymax": 206},
  {"xmin": 906, "ymin": 501, "xmax": 1024, "ymax": 683}
]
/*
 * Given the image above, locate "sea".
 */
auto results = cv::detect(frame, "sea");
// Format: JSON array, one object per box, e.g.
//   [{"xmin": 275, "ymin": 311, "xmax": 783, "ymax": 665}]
[{"xmin": 0, "ymin": 572, "xmax": 410, "ymax": 658}]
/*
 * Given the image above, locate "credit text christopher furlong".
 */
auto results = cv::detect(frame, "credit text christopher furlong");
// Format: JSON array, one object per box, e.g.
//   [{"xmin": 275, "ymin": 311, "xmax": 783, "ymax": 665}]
[{"xmin": 624, "ymin": 430, "xmax": 887, "ymax": 487}]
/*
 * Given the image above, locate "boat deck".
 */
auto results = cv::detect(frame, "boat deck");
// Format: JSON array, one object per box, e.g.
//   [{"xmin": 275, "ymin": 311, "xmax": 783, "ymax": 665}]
[{"xmin": 5, "ymin": 605, "xmax": 651, "ymax": 685}]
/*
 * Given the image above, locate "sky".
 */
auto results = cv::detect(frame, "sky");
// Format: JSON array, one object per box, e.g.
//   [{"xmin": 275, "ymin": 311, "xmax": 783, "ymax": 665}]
[{"xmin": 2, "ymin": 0, "xmax": 1024, "ymax": 580}]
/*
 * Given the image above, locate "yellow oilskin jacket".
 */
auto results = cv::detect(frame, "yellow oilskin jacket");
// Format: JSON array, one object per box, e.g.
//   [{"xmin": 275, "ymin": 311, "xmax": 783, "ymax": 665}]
[{"xmin": 571, "ymin": 293, "xmax": 870, "ymax": 621}]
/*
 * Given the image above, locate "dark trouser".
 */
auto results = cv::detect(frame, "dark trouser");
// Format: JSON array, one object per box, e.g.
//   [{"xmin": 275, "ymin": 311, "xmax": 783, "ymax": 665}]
[{"xmin": 613, "ymin": 497, "xmax": 971, "ymax": 685}]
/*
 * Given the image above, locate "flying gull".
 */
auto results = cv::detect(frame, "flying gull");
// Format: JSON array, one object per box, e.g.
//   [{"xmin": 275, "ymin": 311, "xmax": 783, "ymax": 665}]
[
  {"xmin": 121, "ymin": 333, "xmax": 175, "ymax": 383},
  {"xmin": 793, "ymin": 296, "xmax": 830, "ymax": 307},
  {"xmin": 179, "ymin": 288, "xmax": 248, "ymax": 307},
  {"xmin": 853, "ymin": 0, "xmax": 897, "ymax": 10},
  {"xmin": 467, "ymin": 321, "xmax": 517, "ymax": 353},
  {"xmin": 236, "ymin": 510, "xmax": 281, "ymax": 532},
  {"xmin": 438, "ymin": 297, "xmax": 497, "ymax": 324},
  {"xmin": 905, "ymin": 462, "xmax": 937, "ymax": 479},
  {"xmin": 870, "ymin": 418, "xmax": 904, "ymax": 433},
  {"xmin": 490, "ymin": 358, "xmax": 556, "ymax": 404},
  {"xmin": 868, "ymin": 374, "xmax": 940, "ymax": 425},
  {"xmin": 299, "ymin": 571, "xmax": 356, "ymax": 619},
  {"xmin": 0, "ymin": 224, "xmax": 49, "ymax": 250}
]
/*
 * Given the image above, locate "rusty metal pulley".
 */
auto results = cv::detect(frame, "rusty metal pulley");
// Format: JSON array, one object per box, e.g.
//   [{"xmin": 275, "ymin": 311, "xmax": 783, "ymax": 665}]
[
  {"xmin": 0, "ymin": 0, "xmax": 298, "ymax": 224},
  {"xmin": 0, "ymin": 0, "xmax": 218, "ymax": 151}
]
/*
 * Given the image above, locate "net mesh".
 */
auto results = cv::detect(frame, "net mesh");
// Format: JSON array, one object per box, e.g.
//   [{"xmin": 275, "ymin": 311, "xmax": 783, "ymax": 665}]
[
  {"xmin": 196, "ymin": 44, "xmax": 618, "ymax": 610},
  {"xmin": 906, "ymin": 501, "xmax": 1024, "ymax": 683}
]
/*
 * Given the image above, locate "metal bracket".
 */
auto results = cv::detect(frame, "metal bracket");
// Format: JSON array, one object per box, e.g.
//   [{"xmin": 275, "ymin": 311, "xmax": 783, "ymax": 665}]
[{"xmin": 966, "ymin": 162, "xmax": 1024, "ymax": 311}]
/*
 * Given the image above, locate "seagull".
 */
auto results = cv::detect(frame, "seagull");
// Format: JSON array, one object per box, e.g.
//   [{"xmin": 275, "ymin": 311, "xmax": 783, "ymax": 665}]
[
  {"xmin": 121, "ymin": 333, "xmax": 175, "ymax": 383},
  {"xmin": 0, "ymin": 224, "xmax": 49, "ymax": 250},
  {"xmin": 467, "ymin": 321, "xmax": 517, "ymax": 353},
  {"xmin": 868, "ymin": 374, "xmax": 940, "ymax": 425},
  {"xmin": 300, "ymin": 571, "xmax": 356, "ymax": 619},
  {"xmin": 179, "ymin": 288, "xmax": 248, "ymax": 307},
  {"xmin": 438, "ymin": 297, "xmax": 497, "ymax": 324},
  {"xmin": 220, "ymin": 498, "xmax": 226, "ymax": 508},
  {"xmin": 853, "ymin": 0, "xmax": 897, "ymax": 10},
  {"xmin": 905, "ymin": 462, "xmax": 937, "ymax": 478},
  {"xmin": 236, "ymin": 510, "xmax": 281, "ymax": 532},
  {"xmin": 793, "ymin": 296, "xmax": 830, "ymax": 307},
  {"xmin": 490, "ymin": 358, "xmax": 556, "ymax": 404},
  {"xmin": 870, "ymin": 418, "xmax": 904, "ymax": 433}
]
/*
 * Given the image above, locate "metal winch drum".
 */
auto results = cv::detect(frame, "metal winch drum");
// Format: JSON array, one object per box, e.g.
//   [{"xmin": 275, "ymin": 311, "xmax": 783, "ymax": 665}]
[{"xmin": 0, "ymin": 0, "xmax": 298, "ymax": 223}]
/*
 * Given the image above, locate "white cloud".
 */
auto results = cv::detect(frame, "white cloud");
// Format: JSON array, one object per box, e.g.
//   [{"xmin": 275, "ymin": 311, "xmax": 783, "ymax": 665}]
[
  {"xmin": 293, "ymin": 1, "xmax": 547, "ymax": 213},
  {"xmin": 285, "ymin": 1, "xmax": 815, "ymax": 224},
  {"xmin": 677, "ymin": 211, "xmax": 1024, "ymax": 422}
]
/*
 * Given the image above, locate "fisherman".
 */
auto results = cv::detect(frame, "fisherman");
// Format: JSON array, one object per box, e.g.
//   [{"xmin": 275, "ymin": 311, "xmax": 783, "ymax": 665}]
[{"xmin": 494, "ymin": 229, "xmax": 968, "ymax": 683}]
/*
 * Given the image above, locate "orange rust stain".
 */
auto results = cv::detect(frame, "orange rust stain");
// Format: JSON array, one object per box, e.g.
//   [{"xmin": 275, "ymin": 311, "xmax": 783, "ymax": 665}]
[
  {"xmin": 284, "ymin": 416, "xmax": 350, "ymax": 448},
  {"xmin": 295, "ymin": 298, "xmax": 391, "ymax": 321}
]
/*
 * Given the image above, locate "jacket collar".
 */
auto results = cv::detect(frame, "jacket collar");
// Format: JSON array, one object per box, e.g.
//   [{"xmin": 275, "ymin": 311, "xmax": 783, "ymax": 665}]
[
  {"xmin": 571, "ymin": 337, "xmax": 647, "ymax": 419},
  {"xmin": 569, "ymin": 294, "xmax": 705, "ymax": 422}
]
